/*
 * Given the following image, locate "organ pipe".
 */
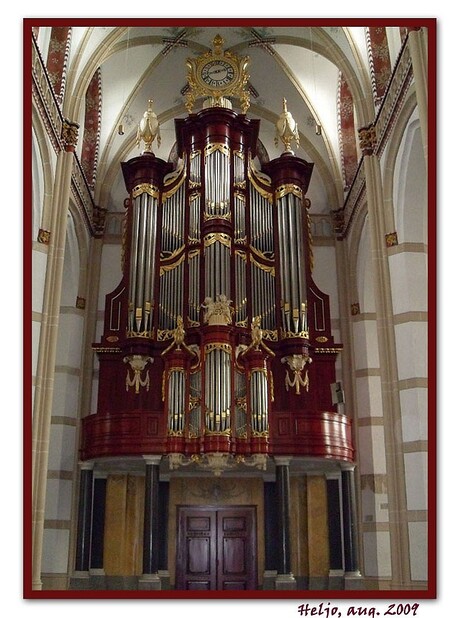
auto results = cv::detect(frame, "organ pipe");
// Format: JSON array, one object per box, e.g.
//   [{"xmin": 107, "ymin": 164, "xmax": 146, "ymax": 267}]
[{"xmin": 122, "ymin": 112, "xmax": 312, "ymax": 450}]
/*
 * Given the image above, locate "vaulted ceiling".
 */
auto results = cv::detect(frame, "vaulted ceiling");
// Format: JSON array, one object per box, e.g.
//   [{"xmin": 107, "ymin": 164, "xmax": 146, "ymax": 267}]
[{"xmin": 35, "ymin": 23, "xmax": 409, "ymax": 218}]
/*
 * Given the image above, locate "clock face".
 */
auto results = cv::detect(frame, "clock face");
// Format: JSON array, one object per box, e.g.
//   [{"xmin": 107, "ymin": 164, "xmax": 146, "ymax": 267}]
[{"xmin": 200, "ymin": 60, "xmax": 236, "ymax": 89}]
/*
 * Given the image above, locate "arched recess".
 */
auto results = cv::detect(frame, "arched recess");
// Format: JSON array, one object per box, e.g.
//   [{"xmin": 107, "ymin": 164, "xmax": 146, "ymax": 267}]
[
  {"xmin": 393, "ymin": 114, "xmax": 427, "ymax": 246},
  {"xmin": 32, "ymin": 131, "xmax": 45, "ymax": 242},
  {"xmin": 345, "ymin": 198, "xmax": 369, "ymax": 309},
  {"xmin": 32, "ymin": 106, "xmax": 55, "ymax": 238},
  {"xmin": 381, "ymin": 88, "xmax": 418, "ymax": 235},
  {"xmin": 68, "ymin": 201, "xmax": 91, "ymax": 304}
]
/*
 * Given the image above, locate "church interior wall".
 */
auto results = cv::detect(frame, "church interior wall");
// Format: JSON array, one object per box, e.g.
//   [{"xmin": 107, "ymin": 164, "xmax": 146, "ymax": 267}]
[{"xmin": 28, "ymin": 23, "xmax": 432, "ymax": 594}]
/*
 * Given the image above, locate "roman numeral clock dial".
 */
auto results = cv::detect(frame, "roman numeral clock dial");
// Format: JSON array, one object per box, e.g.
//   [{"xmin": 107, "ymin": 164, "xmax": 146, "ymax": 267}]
[
  {"xmin": 201, "ymin": 60, "xmax": 235, "ymax": 88},
  {"xmin": 184, "ymin": 34, "xmax": 251, "ymax": 113}
]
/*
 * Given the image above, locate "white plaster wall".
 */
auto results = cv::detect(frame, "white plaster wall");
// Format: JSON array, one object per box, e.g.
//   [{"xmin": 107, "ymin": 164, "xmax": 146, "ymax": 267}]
[
  {"xmin": 32, "ymin": 249, "xmax": 48, "ymax": 314},
  {"xmin": 55, "ymin": 313, "xmax": 85, "ymax": 370},
  {"xmin": 358, "ymin": 426, "xmax": 387, "ymax": 475},
  {"xmin": 355, "ymin": 376, "xmax": 383, "ymax": 418},
  {"xmin": 32, "ymin": 321, "xmax": 42, "ymax": 381},
  {"xmin": 394, "ymin": 322, "xmax": 427, "ymax": 381},
  {"xmin": 32, "ymin": 131, "xmax": 44, "ymax": 241},
  {"xmin": 361, "ymin": 487, "xmax": 390, "ymax": 524},
  {"xmin": 355, "ymin": 217, "xmax": 376, "ymax": 313},
  {"xmin": 98, "ymin": 243, "xmax": 123, "ymax": 310},
  {"xmin": 47, "ymin": 424, "xmax": 77, "ymax": 472},
  {"xmin": 41, "ymin": 529, "xmax": 70, "ymax": 573},
  {"xmin": 90, "ymin": 375, "xmax": 99, "ymax": 414},
  {"xmin": 362, "ymin": 530, "xmax": 392, "ymax": 577},
  {"xmin": 400, "ymin": 388, "xmax": 428, "ymax": 443},
  {"xmin": 44, "ymin": 478, "xmax": 73, "ymax": 520},
  {"xmin": 52, "ymin": 373, "xmax": 81, "ymax": 419},
  {"xmin": 311, "ymin": 244, "xmax": 340, "ymax": 320},
  {"xmin": 408, "ymin": 522, "xmax": 428, "ymax": 581},
  {"xmin": 404, "ymin": 452, "xmax": 428, "ymax": 511},
  {"xmin": 389, "ymin": 252, "xmax": 427, "ymax": 315},
  {"xmin": 386, "ymin": 27, "xmax": 404, "ymax": 70},
  {"xmin": 352, "ymin": 320, "xmax": 380, "ymax": 370}
]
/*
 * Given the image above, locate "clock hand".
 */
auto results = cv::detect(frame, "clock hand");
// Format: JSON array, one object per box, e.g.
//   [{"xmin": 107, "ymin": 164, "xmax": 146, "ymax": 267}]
[{"xmin": 208, "ymin": 67, "xmax": 228, "ymax": 76}]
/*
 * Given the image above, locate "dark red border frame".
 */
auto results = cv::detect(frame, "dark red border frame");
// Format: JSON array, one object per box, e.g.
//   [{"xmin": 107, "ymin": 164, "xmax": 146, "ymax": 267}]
[{"xmin": 23, "ymin": 17, "xmax": 437, "ymax": 601}]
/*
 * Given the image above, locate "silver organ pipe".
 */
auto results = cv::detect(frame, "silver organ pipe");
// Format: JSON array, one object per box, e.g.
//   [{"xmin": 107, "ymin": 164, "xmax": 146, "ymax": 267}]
[
  {"xmin": 188, "ymin": 250, "xmax": 200, "ymax": 325},
  {"xmin": 233, "ymin": 151, "xmax": 245, "ymax": 184},
  {"xmin": 128, "ymin": 191, "xmax": 158, "ymax": 335},
  {"xmin": 250, "ymin": 184, "xmax": 273, "ymax": 256},
  {"xmin": 205, "ymin": 148, "xmax": 230, "ymax": 218},
  {"xmin": 250, "ymin": 370, "xmax": 268, "ymax": 433},
  {"xmin": 189, "ymin": 370, "xmax": 202, "ymax": 436},
  {"xmin": 189, "ymin": 193, "xmax": 201, "ymax": 242},
  {"xmin": 159, "ymin": 257, "xmax": 185, "ymax": 330},
  {"xmin": 168, "ymin": 369, "xmax": 185, "ymax": 433},
  {"xmin": 162, "ymin": 182, "xmax": 185, "ymax": 255},
  {"xmin": 190, "ymin": 150, "xmax": 201, "ymax": 184},
  {"xmin": 204, "ymin": 235, "xmax": 231, "ymax": 300},
  {"xmin": 204, "ymin": 345, "xmax": 231, "ymax": 432},
  {"xmin": 235, "ymin": 250, "xmax": 247, "ymax": 325},
  {"xmin": 277, "ymin": 192, "xmax": 308, "ymax": 334},
  {"xmin": 128, "ymin": 197, "xmax": 140, "ymax": 332},
  {"xmin": 234, "ymin": 193, "xmax": 246, "ymax": 242},
  {"xmin": 234, "ymin": 370, "xmax": 247, "ymax": 437}
]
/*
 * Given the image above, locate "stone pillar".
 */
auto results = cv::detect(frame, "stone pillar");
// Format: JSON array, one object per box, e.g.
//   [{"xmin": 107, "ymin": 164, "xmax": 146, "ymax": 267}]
[
  {"xmin": 139, "ymin": 455, "xmax": 162, "ymax": 590},
  {"xmin": 341, "ymin": 465, "xmax": 361, "ymax": 580},
  {"xmin": 326, "ymin": 472, "xmax": 344, "ymax": 587},
  {"xmin": 274, "ymin": 457, "xmax": 296, "ymax": 590},
  {"xmin": 74, "ymin": 462, "xmax": 94, "ymax": 576},
  {"xmin": 31, "ymin": 119, "xmax": 79, "ymax": 590},
  {"xmin": 358, "ymin": 125, "xmax": 411, "ymax": 588}
]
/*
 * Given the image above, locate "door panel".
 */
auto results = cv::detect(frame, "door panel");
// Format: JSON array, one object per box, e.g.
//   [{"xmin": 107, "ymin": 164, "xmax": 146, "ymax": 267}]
[{"xmin": 176, "ymin": 506, "xmax": 257, "ymax": 590}]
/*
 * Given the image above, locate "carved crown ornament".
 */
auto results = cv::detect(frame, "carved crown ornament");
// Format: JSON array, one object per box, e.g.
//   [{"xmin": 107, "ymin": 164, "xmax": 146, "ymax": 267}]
[{"xmin": 184, "ymin": 34, "xmax": 251, "ymax": 113}]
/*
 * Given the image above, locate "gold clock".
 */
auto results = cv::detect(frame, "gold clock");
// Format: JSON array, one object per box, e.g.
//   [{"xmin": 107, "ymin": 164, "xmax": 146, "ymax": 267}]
[
  {"xmin": 199, "ymin": 59, "xmax": 237, "ymax": 89},
  {"xmin": 185, "ymin": 35, "xmax": 250, "ymax": 113}
]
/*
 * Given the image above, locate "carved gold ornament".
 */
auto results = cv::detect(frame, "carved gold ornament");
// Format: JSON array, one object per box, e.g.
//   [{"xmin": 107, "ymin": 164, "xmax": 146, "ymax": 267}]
[
  {"xmin": 184, "ymin": 35, "xmax": 250, "ymax": 113},
  {"xmin": 275, "ymin": 98, "xmax": 300, "ymax": 153},
  {"xmin": 282, "ymin": 353, "xmax": 312, "ymax": 395},
  {"xmin": 124, "ymin": 354, "xmax": 153, "ymax": 394},
  {"xmin": 136, "ymin": 99, "xmax": 161, "ymax": 153}
]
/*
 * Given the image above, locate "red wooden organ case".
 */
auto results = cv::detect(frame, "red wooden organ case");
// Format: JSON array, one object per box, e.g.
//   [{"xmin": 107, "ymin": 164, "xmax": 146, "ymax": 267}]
[{"xmin": 80, "ymin": 106, "xmax": 354, "ymax": 466}]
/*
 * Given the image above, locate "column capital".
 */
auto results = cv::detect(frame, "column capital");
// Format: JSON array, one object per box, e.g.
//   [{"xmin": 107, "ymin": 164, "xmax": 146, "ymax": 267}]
[
  {"xmin": 61, "ymin": 118, "xmax": 79, "ymax": 152},
  {"xmin": 358, "ymin": 123, "xmax": 377, "ymax": 156},
  {"xmin": 79, "ymin": 460, "xmax": 94, "ymax": 471},
  {"xmin": 273, "ymin": 456, "xmax": 292, "ymax": 467},
  {"xmin": 341, "ymin": 462, "xmax": 356, "ymax": 472},
  {"xmin": 143, "ymin": 455, "xmax": 163, "ymax": 466}
]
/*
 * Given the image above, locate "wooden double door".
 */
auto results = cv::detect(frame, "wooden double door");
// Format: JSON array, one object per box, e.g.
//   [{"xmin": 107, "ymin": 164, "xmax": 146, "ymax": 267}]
[{"xmin": 176, "ymin": 505, "xmax": 257, "ymax": 590}]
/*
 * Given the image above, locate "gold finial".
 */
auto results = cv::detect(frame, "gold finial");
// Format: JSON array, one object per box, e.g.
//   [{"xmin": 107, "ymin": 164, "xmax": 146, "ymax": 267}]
[
  {"xmin": 275, "ymin": 98, "xmax": 300, "ymax": 154},
  {"xmin": 213, "ymin": 34, "xmax": 224, "ymax": 54},
  {"xmin": 136, "ymin": 99, "xmax": 161, "ymax": 153}
]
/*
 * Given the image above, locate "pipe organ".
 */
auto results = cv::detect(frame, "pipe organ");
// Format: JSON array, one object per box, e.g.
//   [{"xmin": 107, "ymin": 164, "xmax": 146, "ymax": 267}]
[{"xmin": 80, "ymin": 105, "xmax": 354, "ymax": 465}]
